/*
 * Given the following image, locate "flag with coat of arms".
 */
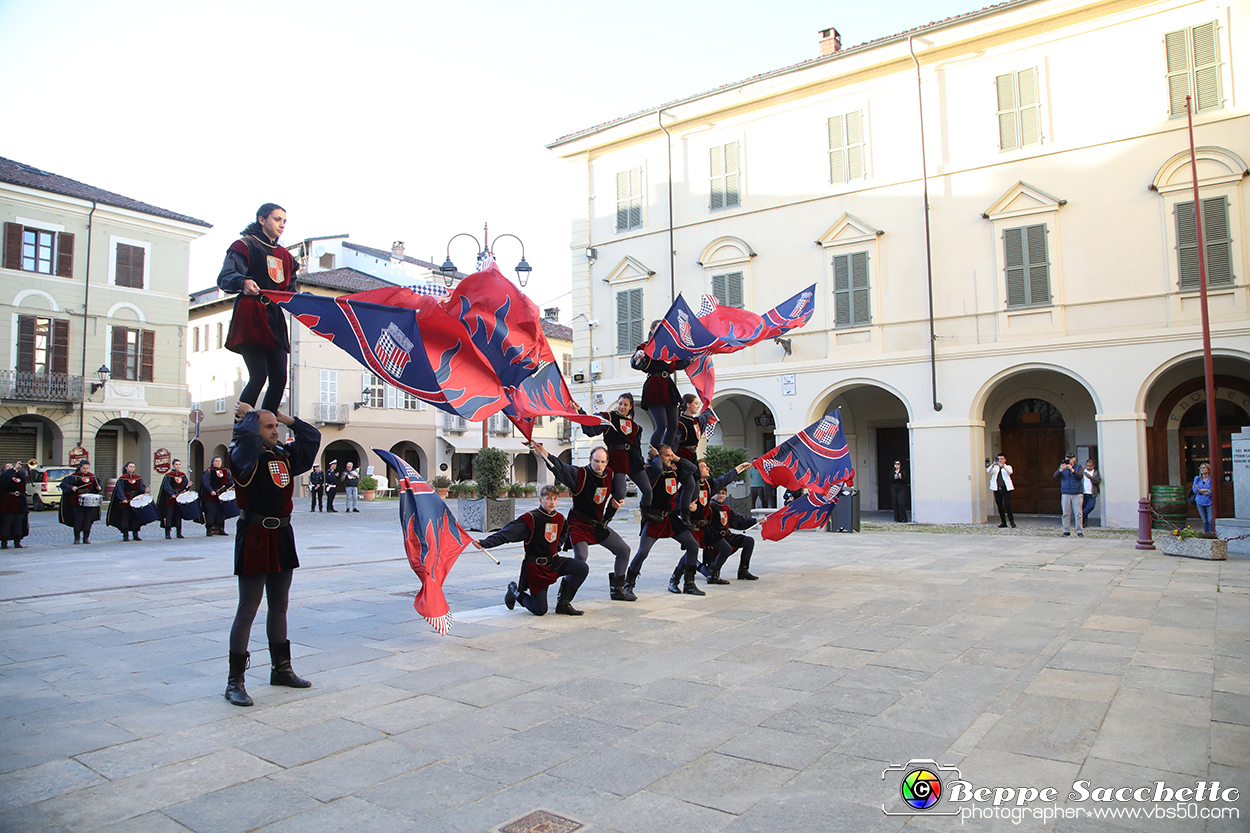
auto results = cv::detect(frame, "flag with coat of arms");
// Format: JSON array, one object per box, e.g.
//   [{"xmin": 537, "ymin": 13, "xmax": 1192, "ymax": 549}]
[{"xmin": 752, "ymin": 408, "xmax": 855, "ymax": 541}]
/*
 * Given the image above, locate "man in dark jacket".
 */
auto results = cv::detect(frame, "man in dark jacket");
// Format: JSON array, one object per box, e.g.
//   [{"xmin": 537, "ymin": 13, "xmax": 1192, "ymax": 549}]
[
  {"xmin": 702, "ymin": 487, "xmax": 758, "ymax": 581},
  {"xmin": 160, "ymin": 460, "xmax": 193, "ymax": 539},
  {"xmin": 325, "ymin": 461, "xmax": 340, "ymax": 512},
  {"xmin": 308, "ymin": 464, "xmax": 324, "ymax": 512},
  {"xmin": 1054, "ymin": 453, "xmax": 1083, "ymax": 537}
]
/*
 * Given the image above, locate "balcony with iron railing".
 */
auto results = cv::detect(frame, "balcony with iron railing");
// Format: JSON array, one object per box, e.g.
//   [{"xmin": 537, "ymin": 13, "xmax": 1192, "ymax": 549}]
[
  {"xmin": 556, "ymin": 418, "xmax": 572, "ymax": 442},
  {"xmin": 0, "ymin": 371, "xmax": 84, "ymax": 404},
  {"xmin": 313, "ymin": 402, "xmax": 351, "ymax": 425},
  {"xmin": 443, "ymin": 413, "xmax": 468, "ymax": 433}
]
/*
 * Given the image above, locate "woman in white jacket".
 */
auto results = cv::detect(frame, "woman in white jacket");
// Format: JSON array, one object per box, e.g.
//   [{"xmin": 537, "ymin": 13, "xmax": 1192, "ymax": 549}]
[{"xmin": 987, "ymin": 454, "xmax": 1016, "ymax": 528}]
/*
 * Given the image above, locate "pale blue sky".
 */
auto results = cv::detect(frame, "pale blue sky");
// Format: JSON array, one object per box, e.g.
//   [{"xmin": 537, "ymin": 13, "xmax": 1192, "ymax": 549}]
[{"xmin": 1, "ymin": 0, "xmax": 980, "ymax": 310}]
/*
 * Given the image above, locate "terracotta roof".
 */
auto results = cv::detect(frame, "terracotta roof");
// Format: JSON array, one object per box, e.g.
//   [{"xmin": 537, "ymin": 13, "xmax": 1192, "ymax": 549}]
[
  {"xmin": 0, "ymin": 156, "xmax": 212, "ymax": 227},
  {"xmin": 340, "ymin": 241, "xmax": 468, "ymax": 277},
  {"xmin": 296, "ymin": 267, "xmax": 396, "ymax": 293},
  {"xmin": 548, "ymin": 0, "xmax": 1033, "ymax": 147},
  {"xmin": 541, "ymin": 319, "xmax": 573, "ymax": 342}
]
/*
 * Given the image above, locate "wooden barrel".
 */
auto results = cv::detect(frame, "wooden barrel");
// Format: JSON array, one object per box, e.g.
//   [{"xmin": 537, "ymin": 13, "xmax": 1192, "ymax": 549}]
[{"xmin": 1149, "ymin": 485, "xmax": 1188, "ymax": 529}]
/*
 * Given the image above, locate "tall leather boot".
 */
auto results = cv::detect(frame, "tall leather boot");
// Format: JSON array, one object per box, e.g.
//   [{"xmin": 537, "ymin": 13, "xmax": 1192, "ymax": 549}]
[
  {"xmin": 608, "ymin": 572, "xmax": 628, "ymax": 601},
  {"xmin": 269, "ymin": 640, "xmax": 311, "ymax": 688},
  {"xmin": 623, "ymin": 568, "xmax": 640, "ymax": 601},
  {"xmin": 708, "ymin": 563, "xmax": 730, "ymax": 585},
  {"xmin": 737, "ymin": 548, "xmax": 758, "ymax": 580},
  {"xmin": 555, "ymin": 580, "xmax": 584, "ymax": 616},
  {"xmin": 682, "ymin": 567, "xmax": 706, "ymax": 596},
  {"xmin": 224, "ymin": 652, "xmax": 253, "ymax": 706},
  {"xmin": 668, "ymin": 567, "xmax": 682, "ymax": 594}
]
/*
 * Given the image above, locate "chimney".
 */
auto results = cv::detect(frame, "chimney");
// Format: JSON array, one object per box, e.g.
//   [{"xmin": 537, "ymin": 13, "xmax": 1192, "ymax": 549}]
[
  {"xmin": 391, "ymin": 241, "xmax": 405, "ymax": 258},
  {"xmin": 819, "ymin": 27, "xmax": 841, "ymax": 57},
  {"xmin": 543, "ymin": 306, "xmax": 560, "ymax": 321}
]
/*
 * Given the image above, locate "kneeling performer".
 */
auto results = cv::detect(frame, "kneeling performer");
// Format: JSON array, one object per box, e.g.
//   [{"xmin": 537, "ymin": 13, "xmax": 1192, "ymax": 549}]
[{"xmin": 703, "ymin": 487, "xmax": 758, "ymax": 582}]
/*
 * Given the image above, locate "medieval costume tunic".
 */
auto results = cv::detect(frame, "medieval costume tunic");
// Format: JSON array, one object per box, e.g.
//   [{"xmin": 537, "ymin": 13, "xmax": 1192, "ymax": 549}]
[
  {"xmin": 0, "ymin": 467, "xmax": 30, "ymax": 547},
  {"xmin": 676, "ymin": 410, "xmax": 714, "ymax": 464},
  {"xmin": 220, "ymin": 236, "xmax": 294, "ymax": 355},
  {"xmin": 228, "ymin": 411, "xmax": 319, "ymax": 576},
  {"xmin": 581, "ymin": 409, "xmax": 653, "ymax": 520},
  {"xmin": 543, "ymin": 455, "xmax": 614, "ymax": 550},
  {"xmin": 629, "ymin": 453, "xmax": 705, "ymax": 595},
  {"xmin": 324, "ymin": 465, "xmax": 340, "ymax": 512},
  {"xmin": 58, "ymin": 471, "xmax": 101, "ymax": 543},
  {"xmin": 479, "ymin": 507, "xmax": 586, "ymax": 616},
  {"xmin": 702, "ymin": 496, "xmax": 757, "ymax": 581},
  {"xmin": 159, "ymin": 470, "xmax": 194, "ymax": 537},
  {"xmin": 201, "ymin": 463, "xmax": 234, "ymax": 535},
  {"xmin": 106, "ymin": 472, "xmax": 149, "ymax": 537},
  {"xmin": 630, "ymin": 346, "xmax": 691, "ymax": 450}
]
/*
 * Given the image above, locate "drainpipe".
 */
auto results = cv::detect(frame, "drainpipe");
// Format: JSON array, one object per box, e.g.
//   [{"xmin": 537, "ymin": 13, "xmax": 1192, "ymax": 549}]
[
  {"xmin": 77, "ymin": 199, "xmax": 98, "ymax": 446},
  {"xmin": 909, "ymin": 36, "xmax": 942, "ymax": 413},
  {"xmin": 658, "ymin": 110, "xmax": 676, "ymax": 305}
]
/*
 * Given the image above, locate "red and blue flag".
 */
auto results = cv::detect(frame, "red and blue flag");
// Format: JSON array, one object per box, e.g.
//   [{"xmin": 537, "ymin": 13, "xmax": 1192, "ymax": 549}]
[
  {"xmin": 753, "ymin": 408, "xmax": 854, "ymax": 497},
  {"xmin": 761, "ymin": 490, "xmax": 840, "ymax": 541},
  {"xmin": 374, "ymin": 448, "xmax": 470, "ymax": 635}
]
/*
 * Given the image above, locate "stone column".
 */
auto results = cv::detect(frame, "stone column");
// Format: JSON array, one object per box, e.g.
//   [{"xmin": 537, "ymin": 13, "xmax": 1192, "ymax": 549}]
[
  {"xmin": 909, "ymin": 420, "xmax": 980, "ymax": 524},
  {"xmin": 1095, "ymin": 412, "xmax": 1147, "ymax": 530}
]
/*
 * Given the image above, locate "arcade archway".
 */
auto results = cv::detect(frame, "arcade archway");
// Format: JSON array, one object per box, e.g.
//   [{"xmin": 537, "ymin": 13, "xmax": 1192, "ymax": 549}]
[{"xmin": 810, "ymin": 383, "xmax": 911, "ymax": 512}]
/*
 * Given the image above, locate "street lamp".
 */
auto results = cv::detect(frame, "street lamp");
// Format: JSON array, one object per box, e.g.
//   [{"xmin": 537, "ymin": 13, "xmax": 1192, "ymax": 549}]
[
  {"xmin": 439, "ymin": 222, "xmax": 533, "ymax": 288},
  {"xmin": 90, "ymin": 365, "xmax": 111, "ymax": 395}
]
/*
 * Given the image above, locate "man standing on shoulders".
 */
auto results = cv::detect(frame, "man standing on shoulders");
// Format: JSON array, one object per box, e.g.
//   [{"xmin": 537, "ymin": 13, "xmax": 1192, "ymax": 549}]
[
  {"xmin": 224, "ymin": 403, "xmax": 320, "ymax": 707},
  {"xmin": 308, "ymin": 464, "xmax": 324, "ymax": 512},
  {"xmin": 342, "ymin": 462, "xmax": 360, "ymax": 513},
  {"xmin": 1081, "ymin": 459, "xmax": 1101, "ymax": 528},
  {"xmin": 160, "ymin": 459, "xmax": 193, "ymax": 539},
  {"xmin": 1054, "ymin": 453, "xmax": 1083, "ymax": 537},
  {"xmin": 987, "ymin": 454, "xmax": 1016, "ymax": 529}
]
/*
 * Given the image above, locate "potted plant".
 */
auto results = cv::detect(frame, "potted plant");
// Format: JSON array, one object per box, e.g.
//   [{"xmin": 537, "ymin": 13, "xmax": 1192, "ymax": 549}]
[
  {"xmin": 523, "ymin": 483, "xmax": 537, "ymax": 497},
  {"xmin": 1159, "ymin": 526, "xmax": 1227, "ymax": 560},
  {"xmin": 507, "ymin": 482, "xmax": 526, "ymax": 498},
  {"xmin": 359, "ymin": 475, "xmax": 378, "ymax": 501},
  {"xmin": 459, "ymin": 449, "xmax": 512, "ymax": 532},
  {"xmin": 432, "ymin": 475, "xmax": 452, "ymax": 500}
]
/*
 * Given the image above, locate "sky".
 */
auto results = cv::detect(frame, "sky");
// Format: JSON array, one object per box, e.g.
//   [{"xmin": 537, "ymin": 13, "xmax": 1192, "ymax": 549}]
[{"xmin": 1, "ymin": 0, "xmax": 980, "ymax": 315}]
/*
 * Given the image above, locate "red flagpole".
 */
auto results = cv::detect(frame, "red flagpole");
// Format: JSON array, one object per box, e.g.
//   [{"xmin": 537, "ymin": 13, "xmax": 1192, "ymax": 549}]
[{"xmin": 1186, "ymin": 95, "xmax": 1220, "ymax": 521}]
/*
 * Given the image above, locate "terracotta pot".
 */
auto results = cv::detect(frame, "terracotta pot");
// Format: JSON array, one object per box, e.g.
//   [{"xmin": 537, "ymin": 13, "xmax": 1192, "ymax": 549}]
[{"xmin": 362, "ymin": 490, "xmax": 376, "ymax": 501}]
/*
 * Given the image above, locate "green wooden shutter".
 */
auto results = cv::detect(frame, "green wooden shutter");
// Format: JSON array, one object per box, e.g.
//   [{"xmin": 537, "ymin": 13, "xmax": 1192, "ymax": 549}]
[
  {"xmin": 1018, "ymin": 68, "xmax": 1040, "ymax": 146},
  {"xmin": 828, "ymin": 115, "xmax": 845, "ymax": 184},
  {"xmin": 1177, "ymin": 197, "xmax": 1233, "ymax": 289},
  {"xmin": 724, "ymin": 142, "xmax": 740, "ymax": 207},
  {"xmin": 1192, "ymin": 21, "xmax": 1221, "ymax": 112},
  {"xmin": 846, "ymin": 111, "xmax": 863, "ymax": 180},
  {"xmin": 1004, "ymin": 228, "xmax": 1027, "ymax": 306},
  {"xmin": 1165, "ymin": 29, "xmax": 1191, "ymax": 117},
  {"xmin": 727, "ymin": 272, "xmax": 744, "ymax": 308},
  {"xmin": 617, "ymin": 290, "xmax": 631, "ymax": 352},
  {"xmin": 709, "ymin": 145, "xmax": 724, "ymax": 210},
  {"xmin": 712, "ymin": 273, "xmax": 728, "ymax": 306},
  {"xmin": 996, "ymin": 73, "xmax": 1018, "ymax": 151},
  {"xmin": 629, "ymin": 167, "xmax": 642, "ymax": 229},
  {"xmin": 850, "ymin": 253, "xmax": 870, "ymax": 324},
  {"xmin": 1025, "ymin": 224, "xmax": 1050, "ymax": 305},
  {"xmin": 629, "ymin": 288, "xmax": 643, "ymax": 346},
  {"xmin": 616, "ymin": 171, "xmax": 629, "ymax": 232},
  {"xmin": 833, "ymin": 255, "xmax": 851, "ymax": 326}
]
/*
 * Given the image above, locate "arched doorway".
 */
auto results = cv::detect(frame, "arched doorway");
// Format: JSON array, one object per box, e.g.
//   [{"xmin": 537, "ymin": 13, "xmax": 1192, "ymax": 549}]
[
  {"xmin": 388, "ymin": 440, "xmax": 426, "ymax": 483},
  {"xmin": 188, "ymin": 440, "xmax": 205, "ymax": 487},
  {"xmin": 810, "ymin": 383, "xmax": 911, "ymax": 512},
  {"xmin": 321, "ymin": 440, "xmax": 363, "ymax": 474},
  {"xmin": 709, "ymin": 391, "xmax": 778, "ymax": 506},
  {"xmin": 998, "ymin": 399, "xmax": 1065, "ymax": 515},
  {"xmin": 94, "ymin": 417, "xmax": 152, "ymax": 482},
  {"xmin": 0, "ymin": 414, "xmax": 63, "ymax": 467}
]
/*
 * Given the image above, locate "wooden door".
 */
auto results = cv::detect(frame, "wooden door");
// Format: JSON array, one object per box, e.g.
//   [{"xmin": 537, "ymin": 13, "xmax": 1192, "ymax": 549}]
[{"xmin": 999, "ymin": 428, "xmax": 1065, "ymax": 514}]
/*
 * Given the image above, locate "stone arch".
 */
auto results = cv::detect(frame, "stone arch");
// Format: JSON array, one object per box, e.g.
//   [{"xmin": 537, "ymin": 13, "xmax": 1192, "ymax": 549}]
[
  {"xmin": 387, "ymin": 440, "xmax": 427, "ymax": 482},
  {"xmin": 697, "ymin": 236, "xmax": 754, "ymax": 268},
  {"xmin": 1151, "ymin": 145, "xmax": 1248, "ymax": 193},
  {"xmin": 93, "ymin": 416, "xmax": 153, "ymax": 481},
  {"xmin": 808, "ymin": 380, "xmax": 912, "ymax": 512},
  {"xmin": 969, "ymin": 363, "xmax": 1102, "ymax": 423},
  {"xmin": 11, "ymin": 289, "xmax": 60, "ymax": 312},
  {"xmin": 1135, "ymin": 347, "xmax": 1250, "ymax": 415},
  {"xmin": 0, "ymin": 412, "xmax": 65, "ymax": 467},
  {"xmin": 105, "ymin": 302, "xmax": 146, "ymax": 323}
]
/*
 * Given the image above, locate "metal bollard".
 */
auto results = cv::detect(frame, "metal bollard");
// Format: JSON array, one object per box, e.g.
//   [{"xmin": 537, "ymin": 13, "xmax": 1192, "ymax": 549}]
[{"xmin": 1136, "ymin": 497, "xmax": 1155, "ymax": 550}]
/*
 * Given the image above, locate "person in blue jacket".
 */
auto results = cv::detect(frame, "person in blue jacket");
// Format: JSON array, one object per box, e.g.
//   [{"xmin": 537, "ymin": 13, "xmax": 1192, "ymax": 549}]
[
  {"xmin": 1054, "ymin": 453, "xmax": 1083, "ymax": 537},
  {"xmin": 1192, "ymin": 463, "xmax": 1215, "ymax": 534}
]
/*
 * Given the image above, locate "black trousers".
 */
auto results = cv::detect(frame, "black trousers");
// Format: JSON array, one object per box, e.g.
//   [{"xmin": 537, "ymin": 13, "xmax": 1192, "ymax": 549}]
[
  {"xmin": 72, "ymin": 507, "xmax": 96, "ymax": 539},
  {"xmin": 630, "ymin": 530, "xmax": 700, "ymax": 575},
  {"xmin": 310, "ymin": 487, "xmax": 323, "ymax": 511},
  {"xmin": 891, "ymin": 483, "xmax": 909, "ymax": 522},
  {"xmin": 164, "ymin": 505, "xmax": 183, "ymax": 535},
  {"xmin": 326, "ymin": 486, "xmax": 337, "ymax": 511},
  {"xmin": 993, "ymin": 489, "xmax": 1014, "ymax": 524},
  {"xmin": 708, "ymin": 533, "xmax": 754, "ymax": 571},
  {"xmin": 237, "ymin": 344, "xmax": 288, "ymax": 413},
  {"xmin": 516, "ymin": 558, "xmax": 588, "ymax": 616}
]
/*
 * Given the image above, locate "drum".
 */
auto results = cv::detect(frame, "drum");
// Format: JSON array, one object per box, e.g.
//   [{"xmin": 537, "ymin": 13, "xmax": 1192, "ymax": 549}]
[
  {"xmin": 79, "ymin": 493, "xmax": 102, "ymax": 508},
  {"xmin": 219, "ymin": 489, "xmax": 240, "ymax": 520},
  {"xmin": 129, "ymin": 494, "xmax": 159, "ymax": 526},
  {"xmin": 176, "ymin": 491, "xmax": 203, "ymax": 521}
]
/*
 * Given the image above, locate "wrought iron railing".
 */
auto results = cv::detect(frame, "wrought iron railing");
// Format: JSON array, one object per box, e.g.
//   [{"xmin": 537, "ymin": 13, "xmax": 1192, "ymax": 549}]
[
  {"xmin": 557, "ymin": 419, "xmax": 572, "ymax": 441},
  {"xmin": 0, "ymin": 371, "xmax": 84, "ymax": 403},
  {"xmin": 443, "ymin": 413, "xmax": 467, "ymax": 433},
  {"xmin": 313, "ymin": 402, "xmax": 351, "ymax": 425}
]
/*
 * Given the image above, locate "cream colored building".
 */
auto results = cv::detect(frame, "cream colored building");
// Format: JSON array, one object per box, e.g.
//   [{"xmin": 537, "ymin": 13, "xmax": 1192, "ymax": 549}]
[
  {"xmin": 1, "ymin": 156, "xmax": 210, "ymax": 482},
  {"xmin": 548, "ymin": 0, "xmax": 1250, "ymax": 528},
  {"xmin": 188, "ymin": 236, "xmax": 573, "ymax": 492}
]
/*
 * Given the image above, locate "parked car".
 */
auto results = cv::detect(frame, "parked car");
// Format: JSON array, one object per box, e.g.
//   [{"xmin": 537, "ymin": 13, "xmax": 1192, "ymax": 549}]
[{"xmin": 27, "ymin": 466, "xmax": 75, "ymax": 511}]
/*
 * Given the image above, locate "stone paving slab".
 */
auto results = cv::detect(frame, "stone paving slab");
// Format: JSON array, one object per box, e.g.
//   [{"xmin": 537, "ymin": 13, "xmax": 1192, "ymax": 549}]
[{"xmin": 0, "ymin": 508, "xmax": 1246, "ymax": 832}]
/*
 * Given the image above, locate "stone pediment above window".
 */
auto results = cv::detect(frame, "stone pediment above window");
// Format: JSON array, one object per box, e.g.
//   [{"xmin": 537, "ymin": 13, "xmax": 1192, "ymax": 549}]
[
  {"xmin": 603, "ymin": 255, "xmax": 656, "ymax": 285},
  {"xmin": 1151, "ymin": 146, "xmax": 1248, "ymax": 194},
  {"xmin": 817, "ymin": 213, "xmax": 883, "ymax": 248},
  {"xmin": 982, "ymin": 181, "xmax": 1066, "ymax": 221},
  {"xmin": 698, "ymin": 236, "xmax": 755, "ymax": 268}
]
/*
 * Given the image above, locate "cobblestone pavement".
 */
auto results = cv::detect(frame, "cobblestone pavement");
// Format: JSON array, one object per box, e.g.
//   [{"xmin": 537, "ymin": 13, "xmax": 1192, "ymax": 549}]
[{"xmin": 1, "ymin": 502, "xmax": 1246, "ymax": 832}]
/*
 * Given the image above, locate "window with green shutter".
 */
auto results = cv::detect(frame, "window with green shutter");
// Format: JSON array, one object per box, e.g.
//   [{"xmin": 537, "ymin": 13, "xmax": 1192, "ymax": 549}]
[
  {"xmin": 1003, "ymin": 224, "xmax": 1051, "ymax": 308},
  {"xmin": 832, "ymin": 252, "xmax": 871, "ymax": 327},
  {"xmin": 709, "ymin": 141, "xmax": 741, "ymax": 211},
  {"xmin": 995, "ymin": 68, "xmax": 1041, "ymax": 152},
  {"xmin": 1175, "ymin": 197, "xmax": 1233, "ymax": 290},
  {"xmin": 616, "ymin": 167, "xmax": 643, "ymax": 232},
  {"xmin": 711, "ymin": 272, "xmax": 744, "ymax": 308},
  {"xmin": 616, "ymin": 287, "xmax": 644, "ymax": 353},
  {"xmin": 1166, "ymin": 22, "xmax": 1222, "ymax": 118},
  {"xmin": 828, "ymin": 111, "xmax": 864, "ymax": 184}
]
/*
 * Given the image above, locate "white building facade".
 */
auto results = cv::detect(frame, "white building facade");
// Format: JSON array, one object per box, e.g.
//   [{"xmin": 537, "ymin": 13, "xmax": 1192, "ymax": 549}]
[{"xmin": 548, "ymin": 0, "xmax": 1250, "ymax": 527}]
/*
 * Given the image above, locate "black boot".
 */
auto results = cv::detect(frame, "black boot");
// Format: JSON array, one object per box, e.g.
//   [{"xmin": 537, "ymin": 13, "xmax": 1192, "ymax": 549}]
[
  {"xmin": 708, "ymin": 567, "xmax": 730, "ymax": 585},
  {"xmin": 133, "ymin": 532, "xmax": 141, "ymax": 541},
  {"xmin": 224, "ymin": 652, "xmax": 253, "ymax": 706},
  {"xmin": 609, "ymin": 572, "xmax": 631, "ymax": 601},
  {"xmin": 682, "ymin": 567, "xmax": 706, "ymax": 596},
  {"xmin": 738, "ymin": 568, "xmax": 759, "ymax": 580},
  {"xmin": 623, "ymin": 568, "xmax": 640, "ymax": 601},
  {"xmin": 1009, "ymin": 513, "xmax": 1017, "ymax": 529},
  {"xmin": 504, "ymin": 581, "xmax": 518, "ymax": 610},
  {"xmin": 555, "ymin": 580, "xmax": 583, "ymax": 616},
  {"xmin": 121, "ymin": 533, "xmax": 128, "ymax": 542},
  {"xmin": 668, "ymin": 567, "xmax": 681, "ymax": 594},
  {"xmin": 269, "ymin": 640, "xmax": 311, "ymax": 688},
  {"xmin": 73, "ymin": 534, "xmax": 80, "ymax": 545},
  {"xmin": 166, "ymin": 529, "xmax": 171, "ymax": 539}
]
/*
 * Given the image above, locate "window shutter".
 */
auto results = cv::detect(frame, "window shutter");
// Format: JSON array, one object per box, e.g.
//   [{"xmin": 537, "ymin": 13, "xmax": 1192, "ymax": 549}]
[
  {"xmin": 629, "ymin": 288, "xmax": 644, "ymax": 346},
  {"xmin": 712, "ymin": 274, "xmax": 728, "ymax": 306},
  {"xmin": 833, "ymin": 254, "xmax": 851, "ymax": 327},
  {"xmin": 116, "ymin": 243, "xmax": 144, "ymax": 288},
  {"xmin": 1004, "ymin": 227, "xmax": 1028, "ymax": 306},
  {"xmin": 1165, "ymin": 29, "xmax": 1191, "ymax": 116},
  {"xmin": 996, "ymin": 73, "xmax": 1019, "ymax": 151},
  {"xmin": 1025, "ymin": 225, "xmax": 1050, "ymax": 305},
  {"xmin": 1192, "ymin": 21, "xmax": 1221, "ymax": 112},
  {"xmin": 709, "ymin": 145, "xmax": 724, "ymax": 210},
  {"xmin": 629, "ymin": 167, "xmax": 642, "ymax": 229},
  {"xmin": 16, "ymin": 316, "xmax": 35, "ymax": 373},
  {"xmin": 1202, "ymin": 197, "xmax": 1232, "ymax": 286},
  {"xmin": 828, "ymin": 115, "xmax": 845, "ymax": 184},
  {"xmin": 846, "ymin": 111, "xmax": 864, "ymax": 181},
  {"xmin": 851, "ymin": 252, "xmax": 870, "ymax": 324},
  {"xmin": 193, "ymin": 327, "xmax": 200, "ymax": 352},
  {"xmin": 727, "ymin": 272, "xmax": 744, "ymax": 308},
  {"xmin": 1018, "ymin": 68, "xmax": 1040, "ymax": 146},
  {"xmin": 56, "ymin": 232, "xmax": 74, "ymax": 278},
  {"xmin": 52, "ymin": 319, "xmax": 69, "ymax": 375},
  {"xmin": 616, "ymin": 171, "xmax": 629, "ymax": 232},
  {"xmin": 140, "ymin": 329, "xmax": 155, "ymax": 382},
  {"xmin": 110, "ymin": 327, "xmax": 128, "ymax": 380},
  {"xmin": 1176, "ymin": 201, "xmax": 1199, "ymax": 289},
  {"xmin": 386, "ymin": 383, "xmax": 398, "ymax": 409},
  {"xmin": 3, "ymin": 223, "xmax": 22, "ymax": 270},
  {"xmin": 216, "ymin": 322, "xmax": 223, "ymax": 348},
  {"xmin": 617, "ymin": 290, "xmax": 631, "ymax": 353},
  {"xmin": 724, "ymin": 142, "xmax": 740, "ymax": 207}
]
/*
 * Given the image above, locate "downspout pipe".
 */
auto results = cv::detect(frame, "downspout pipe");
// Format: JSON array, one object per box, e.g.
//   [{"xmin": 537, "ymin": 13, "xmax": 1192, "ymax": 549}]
[
  {"xmin": 77, "ymin": 199, "xmax": 98, "ymax": 446},
  {"xmin": 909, "ymin": 36, "xmax": 942, "ymax": 413},
  {"xmin": 658, "ymin": 110, "xmax": 676, "ymax": 305}
]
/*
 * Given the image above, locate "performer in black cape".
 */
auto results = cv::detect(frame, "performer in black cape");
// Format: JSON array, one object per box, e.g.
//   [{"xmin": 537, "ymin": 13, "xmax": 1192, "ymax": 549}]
[
  {"xmin": 627, "ymin": 446, "xmax": 704, "ymax": 597},
  {"xmin": 159, "ymin": 459, "xmax": 193, "ymax": 539},
  {"xmin": 0, "ymin": 462, "xmax": 30, "ymax": 549},
  {"xmin": 201, "ymin": 456, "xmax": 234, "ymax": 536},
  {"xmin": 580, "ymin": 392, "xmax": 651, "ymax": 523},
  {"xmin": 59, "ymin": 461, "xmax": 102, "ymax": 545},
  {"xmin": 106, "ymin": 462, "xmax": 149, "ymax": 542},
  {"xmin": 631, "ymin": 320, "xmax": 691, "ymax": 452}
]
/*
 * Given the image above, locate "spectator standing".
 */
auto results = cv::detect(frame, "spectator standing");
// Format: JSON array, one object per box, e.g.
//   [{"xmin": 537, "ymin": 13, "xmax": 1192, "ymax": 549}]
[
  {"xmin": 308, "ymin": 464, "xmax": 324, "ymax": 512},
  {"xmin": 1192, "ymin": 463, "xmax": 1215, "ymax": 534},
  {"xmin": 890, "ymin": 460, "xmax": 909, "ymax": 523},
  {"xmin": 1081, "ymin": 459, "xmax": 1102, "ymax": 527},
  {"xmin": 1054, "ymin": 453, "xmax": 1083, "ymax": 537},
  {"xmin": 342, "ymin": 462, "xmax": 360, "ymax": 513},
  {"xmin": 987, "ymin": 454, "xmax": 1016, "ymax": 529},
  {"xmin": 325, "ymin": 461, "xmax": 340, "ymax": 512}
]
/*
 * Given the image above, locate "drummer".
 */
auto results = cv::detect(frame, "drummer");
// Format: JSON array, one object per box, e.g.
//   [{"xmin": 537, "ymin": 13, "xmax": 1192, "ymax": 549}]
[
  {"xmin": 59, "ymin": 461, "xmax": 102, "ymax": 544},
  {"xmin": 106, "ymin": 461, "xmax": 150, "ymax": 541},
  {"xmin": 160, "ymin": 459, "xmax": 193, "ymax": 539},
  {"xmin": 201, "ymin": 456, "xmax": 234, "ymax": 536}
]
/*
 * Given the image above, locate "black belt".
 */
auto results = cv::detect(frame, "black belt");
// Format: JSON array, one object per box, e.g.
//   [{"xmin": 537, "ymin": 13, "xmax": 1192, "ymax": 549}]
[
  {"xmin": 527, "ymin": 554, "xmax": 556, "ymax": 566},
  {"xmin": 607, "ymin": 443, "xmax": 630, "ymax": 450},
  {"xmin": 653, "ymin": 371, "xmax": 670, "ymax": 378},
  {"xmin": 240, "ymin": 510, "xmax": 291, "ymax": 529}
]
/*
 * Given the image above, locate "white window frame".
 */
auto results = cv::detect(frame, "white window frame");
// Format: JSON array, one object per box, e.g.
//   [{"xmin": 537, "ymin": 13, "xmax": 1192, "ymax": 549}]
[
  {"xmin": 995, "ymin": 68, "xmax": 1043, "ymax": 152},
  {"xmin": 828, "ymin": 110, "xmax": 867, "ymax": 185},
  {"xmin": 615, "ymin": 165, "xmax": 644, "ymax": 233},
  {"xmin": 215, "ymin": 397, "xmax": 226, "ymax": 414},
  {"xmin": 708, "ymin": 139, "xmax": 743, "ymax": 212},
  {"xmin": 107, "ymin": 235, "xmax": 151, "ymax": 290},
  {"xmin": 1165, "ymin": 21, "xmax": 1223, "ymax": 119},
  {"xmin": 615, "ymin": 287, "xmax": 645, "ymax": 354},
  {"xmin": 830, "ymin": 252, "xmax": 872, "ymax": 327},
  {"xmin": 817, "ymin": 213, "xmax": 883, "ymax": 338},
  {"xmin": 319, "ymin": 369, "xmax": 337, "ymax": 404}
]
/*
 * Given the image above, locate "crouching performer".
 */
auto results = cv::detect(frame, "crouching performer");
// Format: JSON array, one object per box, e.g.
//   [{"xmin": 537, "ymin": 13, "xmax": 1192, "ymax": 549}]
[
  {"xmin": 691, "ymin": 460, "xmax": 753, "ymax": 584},
  {"xmin": 530, "ymin": 441, "xmax": 635, "ymax": 603},
  {"xmin": 473, "ymin": 485, "xmax": 587, "ymax": 616},
  {"xmin": 702, "ymin": 487, "xmax": 758, "ymax": 582},
  {"xmin": 224, "ymin": 403, "xmax": 320, "ymax": 707},
  {"xmin": 629, "ymin": 445, "xmax": 704, "ymax": 596}
]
